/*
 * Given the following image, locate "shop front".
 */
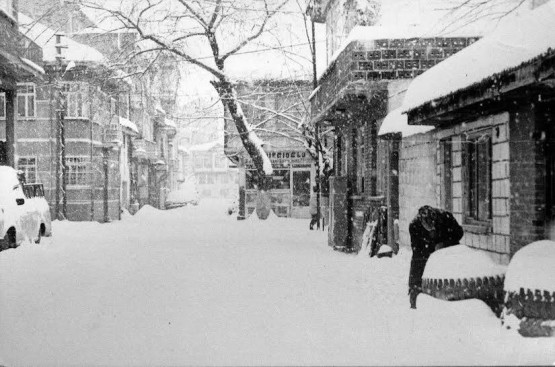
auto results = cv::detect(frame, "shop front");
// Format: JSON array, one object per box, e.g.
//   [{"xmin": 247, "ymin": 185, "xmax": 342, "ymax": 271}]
[{"xmin": 243, "ymin": 150, "xmax": 314, "ymax": 219}]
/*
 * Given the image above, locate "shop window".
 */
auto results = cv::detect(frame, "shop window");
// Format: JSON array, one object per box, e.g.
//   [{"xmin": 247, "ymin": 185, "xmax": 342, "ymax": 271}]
[
  {"xmin": 292, "ymin": 170, "xmax": 310, "ymax": 207},
  {"xmin": 17, "ymin": 157, "xmax": 37, "ymax": 183},
  {"xmin": 440, "ymin": 138, "xmax": 453, "ymax": 212},
  {"xmin": 269, "ymin": 169, "xmax": 290, "ymax": 189},
  {"xmin": 17, "ymin": 84, "xmax": 35, "ymax": 118},
  {"xmin": 67, "ymin": 157, "xmax": 89, "ymax": 186},
  {"xmin": 246, "ymin": 169, "xmax": 257, "ymax": 189},
  {"xmin": 463, "ymin": 132, "xmax": 492, "ymax": 224}
]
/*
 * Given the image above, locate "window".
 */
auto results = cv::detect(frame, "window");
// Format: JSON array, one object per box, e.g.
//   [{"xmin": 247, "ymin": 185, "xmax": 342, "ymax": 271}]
[
  {"xmin": 463, "ymin": 132, "xmax": 492, "ymax": 224},
  {"xmin": 0, "ymin": 93, "xmax": 5, "ymax": 118},
  {"xmin": 440, "ymin": 139, "xmax": 452, "ymax": 212},
  {"xmin": 214, "ymin": 156, "xmax": 227, "ymax": 169},
  {"xmin": 61, "ymin": 83, "xmax": 88, "ymax": 118},
  {"xmin": 67, "ymin": 157, "xmax": 88, "ymax": 186},
  {"xmin": 194, "ymin": 156, "xmax": 203, "ymax": 169},
  {"xmin": 356, "ymin": 126, "xmax": 366, "ymax": 194},
  {"xmin": 203, "ymin": 155, "xmax": 211, "ymax": 169},
  {"xmin": 17, "ymin": 84, "xmax": 35, "ymax": 118},
  {"xmin": 18, "ymin": 157, "xmax": 38, "ymax": 183},
  {"xmin": 269, "ymin": 169, "xmax": 290, "ymax": 189},
  {"xmin": 246, "ymin": 169, "xmax": 258, "ymax": 189}
]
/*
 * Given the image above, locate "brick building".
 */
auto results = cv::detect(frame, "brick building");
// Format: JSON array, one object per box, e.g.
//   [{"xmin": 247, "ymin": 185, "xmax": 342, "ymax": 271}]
[
  {"xmin": 224, "ymin": 79, "xmax": 314, "ymax": 219},
  {"xmin": 5, "ymin": 13, "xmax": 135, "ymax": 221},
  {"xmin": 0, "ymin": 0, "xmax": 43, "ymax": 167},
  {"xmin": 308, "ymin": 0, "xmax": 483, "ymax": 250},
  {"xmin": 402, "ymin": 1, "xmax": 555, "ymax": 264}
]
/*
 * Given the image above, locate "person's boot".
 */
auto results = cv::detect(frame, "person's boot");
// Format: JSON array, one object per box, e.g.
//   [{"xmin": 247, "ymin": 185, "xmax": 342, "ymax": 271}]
[{"xmin": 409, "ymin": 289, "xmax": 418, "ymax": 309}]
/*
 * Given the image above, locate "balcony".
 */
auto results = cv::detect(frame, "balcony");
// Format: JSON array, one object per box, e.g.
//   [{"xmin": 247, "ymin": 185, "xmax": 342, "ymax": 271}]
[
  {"xmin": 0, "ymin": 16, "xmax": 43, "ymax": 74},
  {"xmin": 133, "ymin": 138, "xmax": 159, "ymax": 161},
  {"xmin": 310, "ymin": 35, "xmax": 478, "ymax": 125}
]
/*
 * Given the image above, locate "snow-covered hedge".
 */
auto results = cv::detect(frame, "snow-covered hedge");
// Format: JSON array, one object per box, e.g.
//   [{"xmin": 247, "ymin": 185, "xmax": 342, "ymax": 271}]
[
  {"xmin": 422, "ymin": 245, "xmax": 507, "ymax": 313},
  {"xmin": 502, "ymin": 240, "xmax": 555, "ymax": 337}
]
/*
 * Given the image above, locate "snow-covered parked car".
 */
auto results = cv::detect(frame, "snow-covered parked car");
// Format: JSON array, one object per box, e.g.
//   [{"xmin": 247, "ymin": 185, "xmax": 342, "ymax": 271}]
[
  {"xmin": 0, "ymin": 166, "xmax": 51, "ymax": 250},
  {"xmin": 165, "ymin": 182, "xmax": 200, "ymax": 209}
]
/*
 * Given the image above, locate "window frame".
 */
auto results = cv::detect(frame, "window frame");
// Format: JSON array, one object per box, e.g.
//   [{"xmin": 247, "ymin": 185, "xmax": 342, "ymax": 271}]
[
  {"xmin": 66, "ymin": 156, "xmax": 89, "ymax": 186},
  {"xmin": 17, "ymin": 83, "xmax": 36, "ymax": 118},
  {"xmin": 62, "ymin": 82, "xmax": 88, "ymax": 118},
  {"xmin": 462, "ymin": 131, "xmax": 493, "ymax": 227},
  {"xmin": 17, "ymin": 156, "xmax": 38, "ymax": 183},
  {"xmin": 440, "ymin": 138, "xmax": 453, "ymax": 212}
]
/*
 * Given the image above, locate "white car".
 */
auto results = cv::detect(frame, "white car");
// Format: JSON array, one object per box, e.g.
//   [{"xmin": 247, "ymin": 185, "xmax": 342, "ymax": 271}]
[{"xmin": 0, "ymin": 166, "xmax": 51, "ymax": 250}]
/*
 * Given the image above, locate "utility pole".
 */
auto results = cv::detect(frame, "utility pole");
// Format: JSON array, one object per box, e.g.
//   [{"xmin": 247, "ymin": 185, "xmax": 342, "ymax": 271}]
[
  {"xmin": 310, "ymin": 19, "xmax": 324, "ymax": 230},
  {"xmin": 55, "ymin": 34, "xmax": 69, "ymax": 220}
]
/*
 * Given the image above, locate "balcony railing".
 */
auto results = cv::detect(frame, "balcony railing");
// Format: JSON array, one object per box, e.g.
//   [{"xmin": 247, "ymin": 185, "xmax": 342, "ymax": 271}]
[
  {"xmin": 133, "ymin": 138, "xmax": 159, "ymax": 161},
  {"xmin": 310, "ymin": 36, "xmax": 478, "ymax": 123},
  {"xmin": 0, "ymin": 17, "xmax": 43, "ymax": 66}
]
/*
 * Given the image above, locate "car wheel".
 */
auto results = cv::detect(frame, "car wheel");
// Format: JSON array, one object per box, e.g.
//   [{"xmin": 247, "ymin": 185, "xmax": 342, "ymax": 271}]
[
  {"xmin": 422, "ymin": 275, "xmax": 505, "ymax": 315},
  {"xmin": 0, "ymin": 228, "xmax": 17, "ymax": 251}
]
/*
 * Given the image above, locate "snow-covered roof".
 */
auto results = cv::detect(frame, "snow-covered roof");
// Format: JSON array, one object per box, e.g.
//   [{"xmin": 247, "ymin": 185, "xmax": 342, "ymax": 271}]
[
  {"xmin": 318, "ymin": 0, "xmax": 502, "ymax": 80},
  {"xmin": 402, "ymin": 1, "xmax": 555, "ymax": 112},
  {"xmin": 20, "ymin": 57, "xmax": 45, "ymax": 75},
  {"xmin": 18, "ymin": 13, "xmax": 106, "ymax": 64},
  {"xmin": 164, "ymin": 118, "xmax": 177, "ymax": 129},
  {"xmin": 378, "ymin": 108, "xmax": 433, "ymax": 137},
  {"xmin": 118, "ymin": 116, "xmax": 139, "ymax": 134}
]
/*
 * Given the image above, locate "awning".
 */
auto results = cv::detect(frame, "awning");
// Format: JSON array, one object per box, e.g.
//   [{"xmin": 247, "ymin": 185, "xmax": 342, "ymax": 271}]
[{"xmin": 378, "ymin": 108, "xmax": 434, "ymax": 137}]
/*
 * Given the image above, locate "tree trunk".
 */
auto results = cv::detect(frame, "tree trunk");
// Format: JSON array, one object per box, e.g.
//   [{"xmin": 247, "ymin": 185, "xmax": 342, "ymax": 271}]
[{"xmin": 212, "ymin": 78, "xmax": 273, "ymax": 219}]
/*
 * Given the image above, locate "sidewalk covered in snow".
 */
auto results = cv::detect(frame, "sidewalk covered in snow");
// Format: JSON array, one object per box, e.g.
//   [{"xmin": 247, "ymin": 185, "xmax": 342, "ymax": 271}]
[{"xmin": 1, "ymin": 200, "xmax": 553, "ymax": 365}]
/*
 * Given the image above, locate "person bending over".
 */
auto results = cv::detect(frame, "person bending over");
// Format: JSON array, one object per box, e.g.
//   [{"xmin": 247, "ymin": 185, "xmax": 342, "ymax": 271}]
[{"xmin": 408, "ymin": 205, "xmax": 463, "ymax": 309}]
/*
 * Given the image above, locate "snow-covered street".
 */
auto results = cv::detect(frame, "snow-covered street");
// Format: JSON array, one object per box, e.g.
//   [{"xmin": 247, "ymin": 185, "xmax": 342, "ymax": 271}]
[{"xmin": 1, "ymin": 200, "xmax": 553, "ymax": 366}]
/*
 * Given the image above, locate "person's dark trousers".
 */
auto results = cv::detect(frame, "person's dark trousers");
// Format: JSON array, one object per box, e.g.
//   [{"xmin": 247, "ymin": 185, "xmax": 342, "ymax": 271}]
[
  {"xmin": 309, "ymin": 214, "xmax": 319, "ymax": 230},
  {"xmin": 408, "ymin": 255, "xmax": 429, "ymax": 309}
]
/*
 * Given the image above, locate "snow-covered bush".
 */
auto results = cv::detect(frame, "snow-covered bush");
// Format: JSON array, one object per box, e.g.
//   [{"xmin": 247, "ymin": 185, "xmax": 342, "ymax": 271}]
[
  {"xmin": 422, "ymin": 245, "xmax": 507, "ymax": 313},
  {"xmin": 502, "ymin": 240, "xmax": 555, "ymax": 337}
]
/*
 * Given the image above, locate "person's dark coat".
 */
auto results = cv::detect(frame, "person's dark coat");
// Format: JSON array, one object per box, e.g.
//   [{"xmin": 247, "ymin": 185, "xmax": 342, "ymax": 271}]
[
  {"xmin": 408, "ymin": 206, "xmax": 464, "ymax": 300},
  {"xmin": 409, "ymin": 206, "xmax": 464, "ymax": 260}
]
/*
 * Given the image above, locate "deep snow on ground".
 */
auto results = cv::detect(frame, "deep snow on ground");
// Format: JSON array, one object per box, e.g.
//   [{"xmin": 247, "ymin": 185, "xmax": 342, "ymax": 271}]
[{"xmin": 1, "ymin": 199, "xmax": 553, "ymax": 366}]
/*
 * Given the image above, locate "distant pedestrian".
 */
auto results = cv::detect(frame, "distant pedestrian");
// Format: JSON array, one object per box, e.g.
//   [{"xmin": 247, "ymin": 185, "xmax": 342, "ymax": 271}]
[
  {"xmin": 408, "ymin": 205, "xmax": 463, "ymax": 309},
  {"xmin": 309, "ymin": 190, "xmax": 319, "ymax": 230}
]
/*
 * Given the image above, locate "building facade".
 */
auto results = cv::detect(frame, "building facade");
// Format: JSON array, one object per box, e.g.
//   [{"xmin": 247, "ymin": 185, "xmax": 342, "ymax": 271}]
[
  {"xmin": 402, "ymin": 1, "xmax": 555, "ymax": 264},
  {"xmin": 0, "ymin": 0, "xmax": 43, "ymax": 167},
  {"xmin": 308, "ymin": 0, "xmax": 480, "ymax": 250}
]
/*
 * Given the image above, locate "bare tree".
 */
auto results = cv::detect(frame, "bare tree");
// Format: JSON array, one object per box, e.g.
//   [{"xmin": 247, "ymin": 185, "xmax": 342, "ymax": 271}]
[{"xmin": 71, "ymin": 0, "xmax": 295, "ymax": 190}]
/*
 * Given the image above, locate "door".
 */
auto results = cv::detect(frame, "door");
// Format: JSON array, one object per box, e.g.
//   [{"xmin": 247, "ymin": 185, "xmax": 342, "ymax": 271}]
[{"xmin": 291, "ymin": 169, "xmax": 311, "ymax": 218}]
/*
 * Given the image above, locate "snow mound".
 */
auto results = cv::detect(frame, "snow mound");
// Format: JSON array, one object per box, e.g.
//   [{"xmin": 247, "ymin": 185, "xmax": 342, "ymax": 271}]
[
  {"xmin": 423, "ymin": 245, "xmax": 507, "ymax": 279},
  {"xmin": 133, "ymin": 205, "xmax": 162, "ymax": 219},
  {"xmin": 504, "ymin": 240, "xmax": 555, "ymax": 293},
  {"xmin": 265, "ymin": 209, "xmax": 279, "ymax": 221},
  {"xmin": 246, "ymin": 210, "xmax": 259, "ymax": 221}
]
